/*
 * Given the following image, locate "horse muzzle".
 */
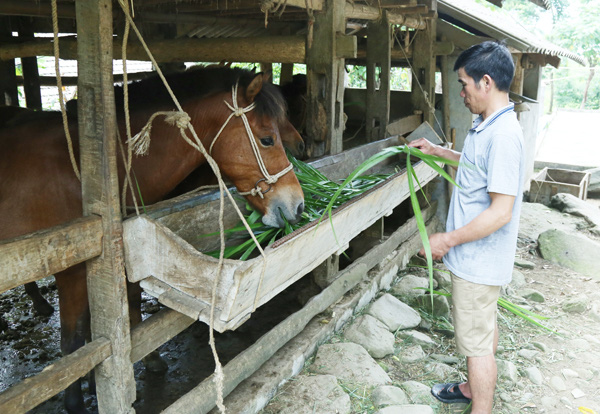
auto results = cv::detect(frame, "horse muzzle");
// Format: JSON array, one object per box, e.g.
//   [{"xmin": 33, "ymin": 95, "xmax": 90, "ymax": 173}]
[{"xmin": 262, "ymin": 195, "xmax": 304, "ymax": 228}]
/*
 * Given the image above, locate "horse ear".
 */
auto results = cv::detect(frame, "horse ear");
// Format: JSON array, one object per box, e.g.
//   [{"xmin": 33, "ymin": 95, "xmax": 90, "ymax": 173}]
[{"xmin": 245, "ymin": 73, "xmax": 264, "ymax": 102}]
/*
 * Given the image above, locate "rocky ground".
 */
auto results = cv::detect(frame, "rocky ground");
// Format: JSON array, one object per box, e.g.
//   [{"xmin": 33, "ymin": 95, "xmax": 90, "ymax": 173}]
[
  {"xmin": 1, "ymin": 195, "xmax": 599, "ymax": 414},
  {"xmin": 259, "ymin": 196, "xmax": 600, "ymax": 414}
]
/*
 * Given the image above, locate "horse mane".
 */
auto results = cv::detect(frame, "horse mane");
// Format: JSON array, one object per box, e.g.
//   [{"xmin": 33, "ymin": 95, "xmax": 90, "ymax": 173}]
[{"xmin": 114, "ymin": 65, "xmax": 288, "ymax": 123}]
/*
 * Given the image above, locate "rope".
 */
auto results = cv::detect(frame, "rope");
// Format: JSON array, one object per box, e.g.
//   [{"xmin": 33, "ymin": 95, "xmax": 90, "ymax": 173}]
[
  {"xmin": 51, "ymin": 0, "xmax": 80, "ymax": 181},
  {"xmin": 393, "ymin": 25, "xmax": 448, "ymax": 144}
]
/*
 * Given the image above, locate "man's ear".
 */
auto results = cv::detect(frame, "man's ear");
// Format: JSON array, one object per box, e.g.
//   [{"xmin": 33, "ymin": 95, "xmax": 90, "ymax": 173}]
[{"xmin": 482, "ymin": 74, "xmax": 494, "ymax": 91}]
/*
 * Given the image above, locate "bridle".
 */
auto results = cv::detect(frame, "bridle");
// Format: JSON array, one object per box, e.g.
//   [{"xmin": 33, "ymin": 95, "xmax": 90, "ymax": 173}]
[{"xmin": 208, "ymin": 81, "xmax": 294, "ymax": 199}]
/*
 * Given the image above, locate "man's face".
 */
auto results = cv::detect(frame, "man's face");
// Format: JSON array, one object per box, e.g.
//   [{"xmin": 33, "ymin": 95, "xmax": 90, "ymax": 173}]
[{"xmin": 457, "ymin": 67, "xmax": 486, "ymax": 115}]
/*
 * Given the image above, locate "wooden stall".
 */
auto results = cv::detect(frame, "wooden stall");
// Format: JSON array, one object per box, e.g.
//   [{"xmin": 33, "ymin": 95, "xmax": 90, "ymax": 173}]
[{"xmin": 0, "ymin": 0, "xmax": 583, "ymax": 413}]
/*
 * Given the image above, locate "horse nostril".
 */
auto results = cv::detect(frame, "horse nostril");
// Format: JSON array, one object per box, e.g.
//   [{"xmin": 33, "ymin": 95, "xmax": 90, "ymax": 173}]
[
  {"xmin": 296, "ymin": 202, "xmax": 304, "ymax": 217},
  {"xmin": 298, "ymin": 141, "xmax": 305, "ymax": 154}
]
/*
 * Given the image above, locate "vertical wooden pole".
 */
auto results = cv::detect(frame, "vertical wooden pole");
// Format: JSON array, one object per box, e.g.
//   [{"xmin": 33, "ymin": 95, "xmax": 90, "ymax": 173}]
[
  {"xmin": 305, "ymin": 0, "xmax": 346, "ymax": 157},
  {"xmin": 0, "ymin": 17, "xmax": 19, "ymax": 106},
  {"xmin": 366, "ymin": 12, "xmax": 391, "ymax": 142},
  {"xmin": 75, "ymin": 1, "xmax": 136, "ymax": 413},
  {"xmin": 18, "ymin": 19, "xmax": 43, "ymax": 110},
  {"xmin": 440, "ymin": 41, "xmax": 450, "ymax": 142},
  {"xmin": 410, "ymin": 19, "xmax": 436, "ymax": 125},
  {"xmin": 280, "ymin": 63, "xmax": 294, "ymax": 85}
]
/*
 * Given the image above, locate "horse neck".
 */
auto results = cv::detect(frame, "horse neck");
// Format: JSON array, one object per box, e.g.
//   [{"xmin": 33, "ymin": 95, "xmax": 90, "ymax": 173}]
[{"xmin": 124, "ymin": 95, "xmax": 229, "ymax": 204}]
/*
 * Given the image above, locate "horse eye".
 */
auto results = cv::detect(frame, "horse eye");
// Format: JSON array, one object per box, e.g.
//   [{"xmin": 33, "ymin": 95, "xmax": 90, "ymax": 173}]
[{"xmin": 260, "ymin": 136, "xmax": 274, "ymax": 147}]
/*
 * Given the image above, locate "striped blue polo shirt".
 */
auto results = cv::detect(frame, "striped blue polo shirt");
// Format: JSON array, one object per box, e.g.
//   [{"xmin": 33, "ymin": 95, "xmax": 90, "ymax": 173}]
[{"xmin": 443, "ymin": 103, "xmax": 525, "ymax": 286}]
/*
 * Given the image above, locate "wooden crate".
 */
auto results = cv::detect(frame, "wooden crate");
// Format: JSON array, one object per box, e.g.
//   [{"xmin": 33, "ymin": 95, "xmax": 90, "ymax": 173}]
[
  {"xmin": 123, "ymin": 158, "xmax": 441, "ymax": 332},
  {"xmin": 530, "ymin": 167, "xmax": 591, "ymax": 206}
]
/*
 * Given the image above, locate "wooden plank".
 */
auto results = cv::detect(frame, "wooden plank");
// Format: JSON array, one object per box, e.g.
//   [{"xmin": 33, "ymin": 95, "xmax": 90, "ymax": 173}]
[
  {"xmin": 386, "ymin": 113, "xmax": 423, "ymax": 137},
  {"xmin": 17, "ymin": 21, "xmax": 43, "ymax": 110},
  {"xmin": 0, "ymin": 216, "xmax": 103, "ymax": 294},
  {"xmin": 130, "ymin": 307, "xmax": 195, "ymax": 364},
  {"xmin": 75, "ymin": 0, "xmax": 136, "ymax": 412},
  {"xmin": 163, "ymin": 205, "xmax": 437, "ymax": 414},
  {"xmin": 411, "ymin": 18, "xmax": 437, "ymax": 125},
  {"xmin": 0, "ymin": 338, "xmax": 111, "ymax": 413}
]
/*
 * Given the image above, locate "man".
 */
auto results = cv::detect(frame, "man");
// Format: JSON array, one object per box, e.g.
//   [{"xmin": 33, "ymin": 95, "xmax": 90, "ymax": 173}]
[{"xmin": 409, "ymin": 41, "xmax": 525, "ymax": 414}]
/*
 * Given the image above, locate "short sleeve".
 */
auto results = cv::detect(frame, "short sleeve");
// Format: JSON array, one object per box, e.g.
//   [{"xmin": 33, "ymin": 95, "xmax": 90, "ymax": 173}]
[{"xmin": 486, "ymin": 134, "xmax": 522, "ymax": 196}]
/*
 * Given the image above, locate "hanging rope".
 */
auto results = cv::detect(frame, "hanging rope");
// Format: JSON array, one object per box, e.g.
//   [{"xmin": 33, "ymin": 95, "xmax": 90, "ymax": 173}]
[{"xmin": 51, "ymin": 0, "xmax": 80, "ymax": 181}]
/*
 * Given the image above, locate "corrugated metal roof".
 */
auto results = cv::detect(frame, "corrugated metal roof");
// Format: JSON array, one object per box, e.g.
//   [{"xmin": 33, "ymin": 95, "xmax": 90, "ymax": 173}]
[{"xmin": 438, "ymin": 0, "xmax": 587, "ymax": 66}]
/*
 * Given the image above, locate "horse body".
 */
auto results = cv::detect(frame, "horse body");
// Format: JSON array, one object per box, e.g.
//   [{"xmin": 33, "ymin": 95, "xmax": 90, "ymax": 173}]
[{"xmin": 0, "ymin": 67, "xmax": 304, "ymax": 413}]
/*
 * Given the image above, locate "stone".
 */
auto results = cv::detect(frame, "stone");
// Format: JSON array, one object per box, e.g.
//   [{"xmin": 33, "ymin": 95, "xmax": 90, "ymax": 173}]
[
  {"xmin": 514, "ymin": 259, "xmax": 535, "ymax": 269},
  {"xmin": 550, "ymin": 375, "xmax": 567, "ymax": 392},
  {"xmin": 416, "ymin": 294, "xmax": 450, "ymax": 320},
  {"xmin": 396, "ymin": 345, "xmax": 426, "ymax": 363},
  {"xmin": 400, "ymin": 381, "xmax": 437, "ymax": 405},
  {"xmin": 367, "ymin": 293, "xmax": 421, "ymax": 331},
  {"xmin": 562, "ymin": 296, "xmax": 588, "ymax": 313},
  {"xmin": 532, "ymin": 341, "xmax": 547, "ymax": 352},
  {"xmin": 561, "ymin": 368, "xmax": 579, "ymax": 379},
  {"xmin": 559, "ymin": 396, "xmax": 572, "ymax": 406},
  {"xmin": 551, "ymin": 193, "xmax": 600, "ymax": 229},
  {"xmin": 309, "ymin": 343, "xmax": 391, "ymax": 385},
  {"xmin": 538, "ymin": 229, "xmax": 600, "ymax": 279},
  {"xmin": 497, "ymin": 359, "xmax": 519, "ymax": 384},
  {"xmin": 510, "ymin": 269, "xmax": 527, "ymax": 288},
  {"xmin": 518, "ymin": 288, "xmax": 545, "ymax": 302},
  {"xmin": 391, "ymin": 275, "xmax": 430, "ymax": 304},
  {"xmin": 571, "ymin": 388, "xmax": 585, "ymax": 399},
  {"xmin": 371, "ymin": 385, "xmax": 409, "ymax": 407},
  {"xmin": 429, "ymin": 354, "xmax": 460, "ymax": 365},
  {"xmin": 424, "ymin": 362, "xmax": 456, "ymax": 380},
  {"xmin": 343, "ymin": 315, "xmax": 395, "ymax": 358},
  {"xmin": 374, "ymin": 405, "xmax": 434, "ymax": 414},
  {"xmin": 518, "ymin": 349, "xmax": 540, "ymax": 360},
  {"xmin": 268, "ymin": 374, "xmax": 351, "ymax": 414},
  {"xmin": 396, "ymin": 330, "xmax": 437, "ymax": 349},
  {"xmin": 433, "ymin": 269, "xmax": 452, "ymax": 290},
  {"xmin": 524, "ymin": 366, "xmax": 543, "ymax": 385}
]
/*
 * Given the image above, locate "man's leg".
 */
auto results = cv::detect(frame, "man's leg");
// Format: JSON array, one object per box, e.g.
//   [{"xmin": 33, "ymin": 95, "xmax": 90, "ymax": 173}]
[{"xmin": 459, "ymin": 324, "xmax": 499, "ymax": 413}]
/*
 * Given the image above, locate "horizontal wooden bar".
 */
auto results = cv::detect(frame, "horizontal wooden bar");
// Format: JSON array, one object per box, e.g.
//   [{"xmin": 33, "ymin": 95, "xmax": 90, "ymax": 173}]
[
  {"xmin": 0, "ymin": 337, "xmax": 111, "ymax": 413},
  {"xmin": 0, "ymin": 216, "xmax": 103, "ymax": 294},
  {"xmin": 130, "ymin": 308, "xmax": 195, "ymax": 364},
  {"xmin": 15, "ymin": 71, "xmax": 155, "ymax": 87}
]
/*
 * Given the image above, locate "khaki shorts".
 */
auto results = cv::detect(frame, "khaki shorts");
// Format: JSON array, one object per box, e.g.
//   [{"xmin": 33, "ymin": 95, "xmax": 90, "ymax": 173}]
[{"xmin": 451, "ymin": 274, "xmax": 501, "ymax": 357}]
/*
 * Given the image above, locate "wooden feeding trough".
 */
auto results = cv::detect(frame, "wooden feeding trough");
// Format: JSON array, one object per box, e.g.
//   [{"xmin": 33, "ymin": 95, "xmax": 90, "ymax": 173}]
[
  {"xmin": 123, "ymin": 143, "xmax": 443, "ymax": 333},
  {"xmin": 530, "ymin": 167, "xmax": 591, "ymax": 206}
]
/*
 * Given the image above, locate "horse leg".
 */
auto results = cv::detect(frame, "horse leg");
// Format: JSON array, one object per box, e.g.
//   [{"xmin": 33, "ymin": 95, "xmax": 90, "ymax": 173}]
[
  {"xmin": 24, "ymin": 281, "xmax": 55, "ymax": 316},
  {"xmin": 128, "ymin": 281, "xmax": 168, "ymax": 373},
  {"xmin": 55, "ymin": 264, "xmax": 91, "ymax": 414}
]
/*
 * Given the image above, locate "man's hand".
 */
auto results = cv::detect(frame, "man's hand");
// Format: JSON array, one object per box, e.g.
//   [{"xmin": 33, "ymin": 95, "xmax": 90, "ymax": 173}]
[
  {"xmin": 408, "ymin": 137, "xmax": 438, "ymax": 156},
  {"xmin": 419, "ymin": 232, "xmax": 453, "ymax": 260}
]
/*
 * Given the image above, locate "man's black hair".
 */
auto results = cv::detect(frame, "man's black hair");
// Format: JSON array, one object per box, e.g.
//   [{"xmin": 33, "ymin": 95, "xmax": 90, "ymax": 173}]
[{"xmin": 453, "ymin": 40, "xmax": 515, "ymax": 92}]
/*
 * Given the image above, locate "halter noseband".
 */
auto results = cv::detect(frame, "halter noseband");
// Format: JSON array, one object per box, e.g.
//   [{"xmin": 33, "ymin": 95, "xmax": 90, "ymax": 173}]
[{"xmin": 208, "ymin": 81, "xmax": 294, "ymax": 199}]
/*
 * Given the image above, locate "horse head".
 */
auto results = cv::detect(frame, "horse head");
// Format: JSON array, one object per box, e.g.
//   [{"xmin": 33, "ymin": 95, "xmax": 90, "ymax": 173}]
[{"xmin": 207, "ymin": 72, "xmax": 305, "ymax": 228}]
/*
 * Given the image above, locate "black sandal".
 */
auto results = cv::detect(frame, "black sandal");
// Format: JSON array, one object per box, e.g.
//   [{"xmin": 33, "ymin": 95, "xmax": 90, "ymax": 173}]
[{"xmin": 431, "ymin": 382, "xmax": 472, "ymax": 404}]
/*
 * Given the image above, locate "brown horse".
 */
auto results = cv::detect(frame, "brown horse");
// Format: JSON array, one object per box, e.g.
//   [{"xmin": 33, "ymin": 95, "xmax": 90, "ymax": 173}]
[{"xmin": 0, "ymin": 66, "xmax": 304, "ymax": 413}]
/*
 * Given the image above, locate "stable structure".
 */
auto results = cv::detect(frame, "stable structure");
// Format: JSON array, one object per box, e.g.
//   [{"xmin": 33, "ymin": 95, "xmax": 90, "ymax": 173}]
[{"xmin": 0, "ymin": 1, "xmax": 584, "ymax": 413}]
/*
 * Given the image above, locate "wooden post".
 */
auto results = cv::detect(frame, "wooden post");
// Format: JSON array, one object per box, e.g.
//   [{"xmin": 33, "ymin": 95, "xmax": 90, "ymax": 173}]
[
  {"xmin": 511, "ymin": 53, "xmax": 524, "ymax": 120},
  {"xmin": 0, "ymin": 18, "xmax": 19, "ymax": 106},
  {"xmin": 305, "ymin": 0, "xmax": 346, "ymax": 157},
  {"xmin": 366, "ymin": 12, "xmax": 392, "ymax": 142},
  {"xmin": 18, "ymin": 19, "xmax": 42, "ymax": 110},
  {"xmin": 410, "ymin": 18, "xmax": 436, "ymax": 125},
  {"xmin": 75, "ymin": 1, "xmax": 136, "ymax": 412},
  {"xmin": 280, "ymin": 63, "xmax": 294, "ymax": 85},
  {"xmin": 440, "ymin": 38, "xmax": 450, "ymax": 143}
]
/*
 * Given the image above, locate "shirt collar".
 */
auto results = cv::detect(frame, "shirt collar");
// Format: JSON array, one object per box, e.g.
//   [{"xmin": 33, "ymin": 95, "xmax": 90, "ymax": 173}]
[{"xmin": 470, "ymin": 103, "xmax": 515, "ymax": 133}]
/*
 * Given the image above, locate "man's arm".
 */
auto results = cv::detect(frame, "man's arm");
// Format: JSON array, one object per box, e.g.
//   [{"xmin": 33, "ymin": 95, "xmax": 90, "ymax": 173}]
[
  {"xmin": 421, "ymin": 192, "xmax": 516, "ymax": 260},
  {"xmin": 408, "ymin": 138, "xmax": 461, "ymax": 169}
]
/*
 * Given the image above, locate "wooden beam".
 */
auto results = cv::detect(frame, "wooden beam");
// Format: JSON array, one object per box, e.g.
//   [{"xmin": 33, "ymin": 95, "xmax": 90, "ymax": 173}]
[
  {"xmin": 0, "ymin": 0, "xmax": 77, "ymax": 19},
  {"xmin": 17, "ymin": 20, "xmax": 43, "ymax": 110},
  {"xmin": 0, "ymin": 338, "xmax": 112, "ymax": 413},
  {"xmin": 15, "ymin": 71, "xmax": 156, "ymax": 87},
  {"xmin": 410, "ymin": 19, "xmax": 437, "ymax": 125},
  {"xmin": 75, "ymin": 0, "xmax": 136, "ymax": 412},
  {"xmin": 130, "ymin": 308, "xmax": 195, "ymax": 363},
  {"xmin": 0, "ymin": 36, "xmax": 311, "ymax": 64},
  {"xmin": 0, "ymin": 216, "xmax": 103, "ymax": 294},
  {"xmin": 386, "ymin": 113, "xmax": 423, "ymax": 137},
  {"xmin": 366, "ymin": 11, "xmax": 392, "ymax": 142}
]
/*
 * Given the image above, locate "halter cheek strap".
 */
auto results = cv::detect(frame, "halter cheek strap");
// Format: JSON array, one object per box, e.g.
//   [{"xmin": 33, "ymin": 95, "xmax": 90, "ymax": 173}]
[{"xmin": 209, "ymin": 81, "xmax": 294, "ymax": 199}]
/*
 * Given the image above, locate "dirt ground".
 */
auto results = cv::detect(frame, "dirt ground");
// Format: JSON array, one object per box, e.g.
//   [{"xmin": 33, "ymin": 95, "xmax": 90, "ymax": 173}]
[{"xmin": 1, "ymin": 199, "xmax": 599, "ymax": 413}]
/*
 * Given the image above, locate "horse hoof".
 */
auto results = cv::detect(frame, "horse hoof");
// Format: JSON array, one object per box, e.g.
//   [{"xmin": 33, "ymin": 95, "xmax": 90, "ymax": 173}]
[
  {"xmin": 143, "ymin": 350, "xmax": 168, "ymax": 374},
  {"xmin": 33, "ymin": 299, "xmax": 55, "ymax": 317}
]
